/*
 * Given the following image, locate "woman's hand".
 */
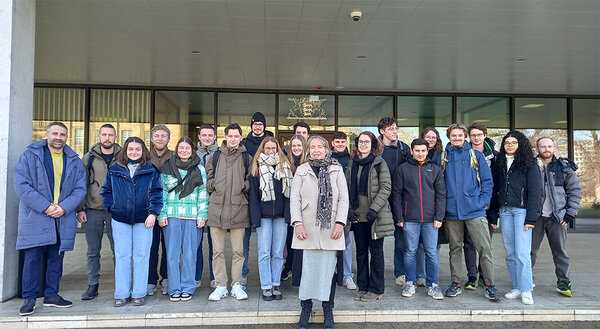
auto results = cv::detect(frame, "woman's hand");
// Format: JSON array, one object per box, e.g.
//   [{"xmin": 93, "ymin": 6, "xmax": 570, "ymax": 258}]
[
  {"xmin": 524, "ymin": 224, "xmax": 534, "ymax": 231},
  {"xmin": 490, "ymin": 224, "xmax": 497, "ymax": 229},
  {"xmin": 197, "ymin": 219, "xmax": 206, "ymax": 228},
  {"xmin": 294, "ymin": 222, "xmax": 307, "ymax": 240},
  {"xmin": 158, "ymin": 218, "xmax": 168, "ymax": 227},
  {"xmin": 331, "ymin": 223, "xmax": 344, "ymax": 240},
  {"xmin": 433, "ymin": 220, "xmax": 442, "ymax": 229},
  {"xmin": 145, "ymin": 214, "xmax": 156, "ymax": 228}
]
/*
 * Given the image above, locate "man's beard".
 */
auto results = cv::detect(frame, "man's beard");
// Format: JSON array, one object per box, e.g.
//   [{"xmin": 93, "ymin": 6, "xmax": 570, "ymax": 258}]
[
  {"xmin": 101, "ymin": 142, "xmax": 114, "ymax": 150},
  {"xmin": 539, "ymin": 151, "xmax": 553, "ymax": 160}
]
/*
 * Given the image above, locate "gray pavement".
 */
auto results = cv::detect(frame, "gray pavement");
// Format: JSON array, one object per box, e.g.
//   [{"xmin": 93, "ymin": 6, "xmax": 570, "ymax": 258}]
[{"xmin": 0, "ymin": 230, "xmax": 599, "ymax": 326}]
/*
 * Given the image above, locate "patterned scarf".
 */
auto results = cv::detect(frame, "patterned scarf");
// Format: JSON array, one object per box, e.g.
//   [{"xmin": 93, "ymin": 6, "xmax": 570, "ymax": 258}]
[
  {"xmin": 258, "ymin": 153, "xmax": 293, "ymax": 202},
  {"xmin": 307, "ymin": 156, "xmax": 339, "ymax": 230}
]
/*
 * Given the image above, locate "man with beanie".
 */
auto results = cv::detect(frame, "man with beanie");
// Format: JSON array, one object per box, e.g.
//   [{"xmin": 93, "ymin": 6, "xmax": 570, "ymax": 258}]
[{"xmin": 241, "ymin": 112, "xmax": 274, "ymax": 157}]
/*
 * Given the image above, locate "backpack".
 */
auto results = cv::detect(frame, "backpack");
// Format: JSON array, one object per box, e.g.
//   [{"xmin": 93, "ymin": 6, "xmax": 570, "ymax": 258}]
[
  {"xmin": 84, "ymin": 155, "xmax": 98, "ymax": 187},
  {"xmin": 211, "ymin": 149, "xmax": 251, "ymax": 174},
  {"xmin": 440, "ymin": 148, "xmax": 480, "ymax": 185}
]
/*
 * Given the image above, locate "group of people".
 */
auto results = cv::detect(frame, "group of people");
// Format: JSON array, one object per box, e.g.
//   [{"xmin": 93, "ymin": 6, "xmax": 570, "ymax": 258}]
[{"xmin": 14, "ymin": 115, "xmax": 581, "ymax": 329}]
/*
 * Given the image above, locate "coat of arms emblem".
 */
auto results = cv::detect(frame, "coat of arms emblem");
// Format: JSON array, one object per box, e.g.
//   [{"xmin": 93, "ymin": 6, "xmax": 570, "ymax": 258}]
[{"xmin": 287, "ymin": 96, "xmax": 327, "ymax": 120}]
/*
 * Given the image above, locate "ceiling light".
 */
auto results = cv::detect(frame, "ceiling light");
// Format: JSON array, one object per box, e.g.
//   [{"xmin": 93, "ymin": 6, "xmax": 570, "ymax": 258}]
[
  {"xmin": 516, "ymin": 58, "xmax": 526, "ymax": 63},
  {"xmin": 473, "ymin": 119, "xmax": 490, "ymax": 123},
  {"xmin": 336, "ymin": 86, "xmax": 344, "ymax": 89},
  {"xmin": 521, "ymin": 103, "xmax": 544, "ymax": 108},
  {"xmin": 356, "ymin": 55, "xmax": 367, "ymax": 59},
  {"xmin": 397, "ymin": 118, "xmax": 408, "ymax": 121},
  {"xmin": 191, "ymin": 50, "xmax": 201, "ymax": 54},
  {"xmin": 555, "ymin": 120, "xmax": 567, "ymax": 124}
]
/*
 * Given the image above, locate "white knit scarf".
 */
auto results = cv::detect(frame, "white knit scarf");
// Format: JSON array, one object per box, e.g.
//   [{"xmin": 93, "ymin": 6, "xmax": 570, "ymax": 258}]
[{"xmin": 258, "ymin": 153, "xmax": 293, "ymax": 202}]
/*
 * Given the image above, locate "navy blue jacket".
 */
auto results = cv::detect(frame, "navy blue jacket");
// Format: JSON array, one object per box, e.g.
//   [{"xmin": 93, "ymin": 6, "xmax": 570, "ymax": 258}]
[
  {"xmin": 381, "ymin": 139, "xmax": 410, "ymax": 179},
  {"xmin": 101, "ymin": 162, "xmax": 163, "ymax": 225},
  {"xmin": 331, "ymin": 149, "xmax": 350, "ymax": 172},
  {"xmin": 241, "ymin": 130, "xmax": 274, "ymax": 156},
  {"xmin": 249, "ymin": 171, "xmax": 290, "ymax": 228},
  {"xmin": 15, "ymin": 140, "xmax": 86, "ymax": 251}
]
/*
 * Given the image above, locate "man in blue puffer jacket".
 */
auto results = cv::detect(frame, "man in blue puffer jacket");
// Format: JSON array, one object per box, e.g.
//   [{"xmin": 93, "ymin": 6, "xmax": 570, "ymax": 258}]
[
  {"xmin": 14, "ymin": 122, "xmax": 86, "ymax": 316},
  {"xmin": 433, "ymin": 123, "xmax": 500, "ymax": 301}
]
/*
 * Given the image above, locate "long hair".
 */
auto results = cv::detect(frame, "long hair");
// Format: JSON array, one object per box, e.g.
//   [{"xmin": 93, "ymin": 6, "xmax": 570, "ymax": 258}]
[
  {"xmin": 494, "ymin": 130, "xmax": 536, "ymax": 175},
  {"xmin": 249, "ymin": 137, "xmax": 291, "ymax": 176},
  {"xmin": 118, "ymin": 137, "xmax": 151, "ymax": 166},
  {"xmin": 351, "ymin": 131, "xmax": 383, "ymax": 157},
  {"xmin": 287, "ymin": 134, "xmax": 307, "ymax": 171},
  {"xmin": 175, "ymin": 137, "xmax": 195, "ymax": 160},
  {"xmin": 420, "ymin": 127, "xmax": 442, "ymax": 154}
]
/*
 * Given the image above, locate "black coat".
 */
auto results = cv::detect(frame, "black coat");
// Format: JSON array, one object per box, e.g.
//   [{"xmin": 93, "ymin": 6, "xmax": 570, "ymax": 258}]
[
  {"xmin": 249, "ymin": 171, "xmax": 291, "ymax": 228},
  {"xmin": 241, "ymin": 130, "xmax": 274, "ymax": 156}
]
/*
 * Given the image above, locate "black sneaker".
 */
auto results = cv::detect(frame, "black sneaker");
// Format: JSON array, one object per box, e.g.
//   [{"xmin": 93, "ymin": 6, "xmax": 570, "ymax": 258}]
[
  {"xmin": 445, "ymin": 282, "xmax": 462, "ymax": 297},
  {"xmin": 81, "ymin": 284, "xmax": 99, "ymax": 300},
  {"xmin": 281, "ymin": 270, "xmax": 292, "ymax": 281},
  {"xmin": 19, "ymin": 299, "xmax": 36, "ymax": 316},
  {"xmin": 485, "ymin": 285, "xmax": 501, "ymax": 301},
  {"xmin": 43, "ymin": 295, "xmax": 73, "ymax": 308},
  {"xmin": 464, "ymin": 278, "xmax": 477, "ymax": 290}
]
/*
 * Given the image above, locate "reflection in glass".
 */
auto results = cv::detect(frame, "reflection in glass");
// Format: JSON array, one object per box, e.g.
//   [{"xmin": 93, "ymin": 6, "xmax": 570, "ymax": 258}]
[
  {"xmin": 338, "ymin": 95, "xmax": 393, "ymax": 149},
  {"xmin": 279, "ymin": 94, "xmax": 335, "ymax": 131},
  {"xmin": 398, "ymin": 96, "xmax": 453, "ymax": 148},
  {"xmin": 516, "ymin": 98, "xmax": 567, "ymax": 158},
  {"xmin": 218, "ymin": 93, "xmax": 275, "ymax": 144},
  {"xmin": 573, "ymin": 99, "xmax": 600, "ymax": 217}
]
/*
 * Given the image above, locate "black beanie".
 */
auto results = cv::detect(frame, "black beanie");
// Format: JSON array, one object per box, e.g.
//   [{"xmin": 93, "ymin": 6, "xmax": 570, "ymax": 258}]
[{"xmin": 251, "ymin": 112, "xmax": 266, "ymax": 126}]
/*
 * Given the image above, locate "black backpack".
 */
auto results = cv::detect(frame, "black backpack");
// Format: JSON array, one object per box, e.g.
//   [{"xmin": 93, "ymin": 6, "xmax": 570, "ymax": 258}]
[{"xmin": 211, "ymin": 149, "xmax": 251, "ymax": 173}]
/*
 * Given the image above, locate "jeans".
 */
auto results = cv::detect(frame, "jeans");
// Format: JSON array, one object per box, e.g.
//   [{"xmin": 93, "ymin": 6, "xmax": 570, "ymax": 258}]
[
  {"xmin": 21, "ymin": 242, "xmax": 64, "ymax": 300},
  {"xmin": 163, "ymin": 218, "xmax": 202, "ymax": 295},
  {"xmin": 112, "ymin": 219, "xmax": 153, "ymax": 299},
  {"xmin": 531, "ymin": 216, "xmax": 570, "ymax": 284},
  {"xmin": 83, "ymin": 209, "xmax": 114, "ymax": 285},
  {"xmin": 343, "ymin": 231, "xmax": 355, "ymax": 280},
  {"xmin": 394, "ymin": 224, "xmax": 405, "ymax": 277},
  {"xmin": 256, "ymin": 218, "xmax": 287, "ymax": 289},
  {"xmin": 242, "ymin": 227, "xmax": 251, "ymax": 279},
  {"xmin": 148, "ymin": 223, "xmax": 167, "ymax": 285},
  {"xmin": 353, "ymin": 222, "xmax": 385, "ymax": 294},
  {"xmin": 500, "ymin": 206, "xmax": 533, "ymax": 292},
  {"xmin": 416, "ymin": 244, "xmax": 425, "ymax": 280},
  {"xmin": 403, "ymin": 222, "xmax": 439, "ymax": 286},
  {"xmin": 195, "ymin": 227, "xmax": 211, "ymax": 281}
]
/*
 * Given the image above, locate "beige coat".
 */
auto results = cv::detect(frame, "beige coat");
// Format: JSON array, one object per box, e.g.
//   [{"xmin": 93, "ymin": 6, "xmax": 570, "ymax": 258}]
[{"xmin": 290, "ymin": 162, "xmax": 349, "ymax": 251}]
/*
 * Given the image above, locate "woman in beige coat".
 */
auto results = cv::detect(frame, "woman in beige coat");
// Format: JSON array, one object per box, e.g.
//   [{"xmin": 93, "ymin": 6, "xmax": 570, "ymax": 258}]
[{"xmin": 290, "ymin": 135, "xmax": 349, "ymax": 329}]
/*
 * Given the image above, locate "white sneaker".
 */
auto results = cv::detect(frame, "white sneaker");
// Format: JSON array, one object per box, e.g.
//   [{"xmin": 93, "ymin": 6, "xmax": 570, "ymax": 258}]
[
  {"xmin": 195, "ymin": 280, "xmax": 202, "ymax": 288},
  {"xmin": 147, "ymin": 284, "xmax": 157, "ymax": 296},
  {"xmin": 344, "ymin": 277, "xmax": 357, "ymax": 290},
  {"xmin": 395, "ymin": 275, "xmax": 406, "ymax": 286},
  {"xmin": 231, "ymin": 282, "xmax": 248, "ymax": 300},
  {"xmin": 402, "ymin": 281, "xmax": 416, "ymax": 297},
  {"xmin": 210, "ymin": 280, "xmax": 217, "ymax": 288},
  {"xmin": 208, "ymin": 286, "xmax": 228, "ymax": 301},
  {"xmin": 504, "ymin": 288, "xmax": 522, "ymax": 300},
  {"xmin": 416, "ymin": 278, "xmax": 427, "ymax": 287},
  {"xmin": 161, "ymin": 279, "xmax": 168, "ymax": 295},
  {"xmin": 521, "ymin": 291, "xmax": 534, "ymax": 305}
]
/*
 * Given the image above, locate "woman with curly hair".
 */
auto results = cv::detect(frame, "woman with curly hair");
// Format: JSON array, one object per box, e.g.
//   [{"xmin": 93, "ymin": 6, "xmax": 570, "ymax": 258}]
[
  {"xmin": 489, "ymin": 131, "xmax": 541, "ymax": 305},
  {"xmin": 420, "ymin": 127, "xmax": 443, "ymax": 160}
]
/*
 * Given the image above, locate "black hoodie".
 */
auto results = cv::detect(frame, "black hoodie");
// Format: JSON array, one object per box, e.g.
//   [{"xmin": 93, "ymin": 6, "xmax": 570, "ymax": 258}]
[{"xmin": 241, "ymin": 130, "xmax": 274, "ymax": 156}]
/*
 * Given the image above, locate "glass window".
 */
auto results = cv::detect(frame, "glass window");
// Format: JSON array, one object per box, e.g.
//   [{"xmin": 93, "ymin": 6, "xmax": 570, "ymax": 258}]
[
  {"xmin": 33, "ymin": 87, "xmax": 86, "ymax": 157},
  {"xmin": 89, "ymin": 89, "xmax": 152, "ymax": 149},
  {"xmin": 155, "ymin": 90, "xmax": 214, "ymax": 149},
  {"xmin": 516, "ymin": 98, "xmax": 567, "ymax": 158},
  {"xmin": 218, "ymin": 92, "xmax": 275, "ymax": 144},
  {"xmin": 398, "ymin": 96, "xmax": 453, "ymax": 147},
  {"xmin": 75, "ymin": 129, "xmax": 84, "ymax": 146},
  {"xmin": 457, "ymin": 97, "xmax": 510, "ymax": 150},
  {"xmin": 573, "ymin": 98, "xmax": 600, "ymax": 218},
  {"xmin": 338, "ymin": 95, "xmax": 393, "ymax": 149},
  {"xmin": 279, "ymin": 94, "xmax": 335, "ymax": 132}
]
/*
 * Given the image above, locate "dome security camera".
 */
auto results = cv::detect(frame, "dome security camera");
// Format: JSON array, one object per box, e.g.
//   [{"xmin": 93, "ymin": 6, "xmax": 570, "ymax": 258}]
[{"xmin": 350, "ymin": 11, "xmax": 362, "ymax": 22}]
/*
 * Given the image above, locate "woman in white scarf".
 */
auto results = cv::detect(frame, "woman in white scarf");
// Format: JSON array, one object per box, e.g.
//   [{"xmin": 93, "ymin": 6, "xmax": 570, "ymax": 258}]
[{"xmin": 248, "ymin": 137, "xmax": 293, "ymax": 301}]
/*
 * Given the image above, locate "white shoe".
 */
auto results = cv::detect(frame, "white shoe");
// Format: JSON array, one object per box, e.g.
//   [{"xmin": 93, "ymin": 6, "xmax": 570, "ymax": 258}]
[
  {"xmin": 344, "ymin": 277, "xmax": 357, "ymax": 290},
  {"xmin": 504, "ymin": 288, "xmax": 522, "ymax": 300},
  {"xmin": 415, "ymin": 278, "xmax": 427, "ymax": 287},
  {"xmin": 161, "ymin": 279, "xmax": 168, "ymax": 295},
  {"xmin": 210, "ymin": 280, "xmax": 217, "ymax": 288},
  {"xmin": 147, "ymin": 284, "xmax": 157, "ymax": 296},
  {"xmin": 395, "ymin": 275, "xmax": 406, "ymax": 286},
  {"xmin": 195, "ymin": 280, "xmax": 202, "ymax": 288},
  {"xmin": 521, "ymin": 291, "xmax": 534, "ymax": 305},
  {"xmin": 208, "ymin": 286, "xmax": 228, "ymax": 301},
  {"xmin": 231, "ymin": 282, "xmax": 248, "ymax": 300},
  {"xmin": 402, "ymin": 281, "xmax": 416, "ymax": 297}
]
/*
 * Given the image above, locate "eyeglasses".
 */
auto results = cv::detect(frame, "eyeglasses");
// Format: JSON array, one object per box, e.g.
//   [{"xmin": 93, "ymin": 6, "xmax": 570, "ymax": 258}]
[
  {"xmin": 357, "ymin": 140, "xmax": 371, "ymax": 145},
  {"xmin": 470, "ymin": 133, "xmax": 484, "ymax": 138},
  {"xmin": 424, "ymin": 136, "xmax": 437, "ymax": 140},
  {"xmin": 505, "ymin": 141, "xmax": 518, "ymax": 146}
]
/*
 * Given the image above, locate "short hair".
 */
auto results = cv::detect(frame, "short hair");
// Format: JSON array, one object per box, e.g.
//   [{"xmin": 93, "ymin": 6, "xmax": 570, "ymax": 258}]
[
  {"xmin": 46, "ymin": 121, "xmax": 68, "ymax": 134},
  {"xmin": 98, "ymin": 123, "xmax": 116, "ymax": 135},
  {"xmin": 411, "ymin": 138, "xmax": 429, "ymax": 149},
  {"xmin": 198, "ymin": 124, "xmax": 216, "ymax": 134},
  {"xmin": 536, "ymin": 136, "xmax": 555, "ymax": 147},
  {"xmin": 117, "ymin": 137, "xmax": 151, "ymax": 166},
  {"xmin": 293, "ymin": 122, "xmax": 311, "ymax": 135},
  {"xmin": 446, "ymin": 123, "xmax": 468, "ymax": 139},
  {"xmin": 332, "ymin": 131, "xmax": 347, "ymax": 140},
  {"xmin": 225, "ymin": 123, "xmax": 242, "ymax": 136},
  {"xmin": 468, "ymin": 122, "xmax": 488, "ymax": 136},
  {"xmin": 307, "ymin": 135, "xmax": 331, "ymax": 158},
  {"xmin": 151, "ymin": 124, "xmax": 171, "ymax": 137},
  {"xmin": 377, "ymin": 117, "xmax": 396, "ymax": 135}
]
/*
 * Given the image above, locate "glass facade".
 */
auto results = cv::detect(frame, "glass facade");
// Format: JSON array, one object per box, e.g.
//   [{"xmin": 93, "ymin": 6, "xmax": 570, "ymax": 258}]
[
  {"xmin": 457, "ymin": 96, "xmax": 510, "ymax": 150},
  {"xmin": 279, "ymin": 93, "xmax": 335, "ymax": 132},
  {"xmin": 516, "ymin": 97, "xmax": 568, "ymax": 158},
  {"xmin": 398, "ymin": 96, "xmax": 453, "ymax": 147},
  {"xmin": 573, "ymin": 98, "xmax": 600, "ymax": 217},
  {"xmin": 218, "ymin": 92, "xmax": 275, "ymax": 144},
  {"xmin": 338, "ymin": 95, "xmax": 393, "ymax": 149}
]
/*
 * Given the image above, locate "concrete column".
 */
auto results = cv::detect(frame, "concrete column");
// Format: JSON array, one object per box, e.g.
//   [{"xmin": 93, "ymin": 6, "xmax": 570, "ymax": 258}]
[{"xmin": 0, "ymin": 0, "xmax": 35, "ymax": 301}]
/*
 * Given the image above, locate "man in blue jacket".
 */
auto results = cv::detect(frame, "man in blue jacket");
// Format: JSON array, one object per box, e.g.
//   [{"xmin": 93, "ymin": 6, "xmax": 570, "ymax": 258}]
[
  {"xmin": 433, "ymin": 123, "xmax": 500, "ymax": 301},
  {"xmin": 14, "ymin": 122, "xmax": 87, "ymax": 316}
]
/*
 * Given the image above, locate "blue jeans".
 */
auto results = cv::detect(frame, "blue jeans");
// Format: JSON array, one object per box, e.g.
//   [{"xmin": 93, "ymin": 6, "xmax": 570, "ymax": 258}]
[
  {"xmin": 164, "ymin": 218, "xmax": 202, "ymax": 295},
  {"xmin": 500, "ymin": 206, "xmax": 533, "ymax": 291},
  {"xmin": 403, "ymin": 222, "xmax": 439, "ymax": 286},
  {"xmin": 112, "ymin": 219, "xmax": 153, "ymax": 299},
  {"xmin": 343, "ymin": 231, "xmax": 355, "ymax": 280},
  {"xmin": 242, "ymin": 227, "xmax": 251, "ymax": 279},
  {"xmin": 394, "ymin": 224, "xmax": 405, "ymax": 277},
  {"xmin": 256, "ymin": 218, "xmax": 287, "ymax": 289},
  {"xmin": 196, "ymin": 227, "xmax": 215, "ymax": 281},
  {"xmin": 416, "ymin": 244, "xmax": 426, "ymax": 279},
  {"xmin": 21, "ymin": 242, "xmax": 64, "ymax": 300}
]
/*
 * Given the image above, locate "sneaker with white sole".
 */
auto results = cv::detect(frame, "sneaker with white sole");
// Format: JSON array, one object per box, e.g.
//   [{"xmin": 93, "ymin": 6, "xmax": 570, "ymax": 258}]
[
  {"xmin": 402, "ymin": 281, "xmax": 416, "ymax": 297},
  {"xmin": 210, "ymin": 280, "xmax": 217, "ymax": 288},
  {"xmin": 521, "ymin": 291, "xmax": 534, "ymax": 305},
  {"xmin": 416, "ymin": 278, "xmax": 427, "ymax": 287},
  {"xmin": 160, "ymin": 279, "xmax": 168, "ymax": 295},
  {"xmin": 195, "ymin": 280, "xmax": 201, "ymax": 288},
  {"xmin": 344, "ymin": 277, "xmax": 357, "ymax": 290},
  {"xmin": 428, "ymin": 283, "xmax": 444, "ymax": 300},
  {"xmin": 395, "ymin": 275, "xmax": 406, "ymax": 286},
  {"xmin": 147, "ymin": 284, "xmax": 157, "ymax": 296},
  {"xmin": 208, "ymin": 286, "xmax": 228, "ymax": 301},
  {"xmin": 231, "ymin": 282, "xmax": 248, "ymax": 300},
  {"xmin": 504, "ymin": 288, "xmax": 522, "ymax": 300}
]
